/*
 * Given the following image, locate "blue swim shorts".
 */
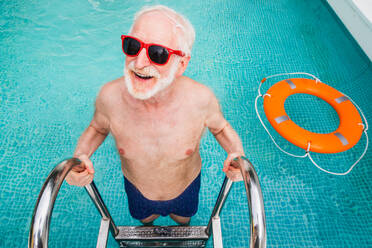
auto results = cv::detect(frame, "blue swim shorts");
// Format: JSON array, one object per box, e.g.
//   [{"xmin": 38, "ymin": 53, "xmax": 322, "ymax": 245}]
[{"xmin": 124, "ymin": 173, "xmax": 201, "ymax": 220}]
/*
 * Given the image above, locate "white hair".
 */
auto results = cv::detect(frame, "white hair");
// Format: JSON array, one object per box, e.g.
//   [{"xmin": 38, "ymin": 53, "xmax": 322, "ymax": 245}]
[{"xmin": 128, "ymin": 5, "xmax": 195, "ymax": 56}]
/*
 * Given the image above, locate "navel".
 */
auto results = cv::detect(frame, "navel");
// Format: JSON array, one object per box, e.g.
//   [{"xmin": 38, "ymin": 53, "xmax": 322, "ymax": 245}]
[
  {"xmin": 118, "ymin": 148, "xmax": 125, "ymax": 155},
  {"xmin": 185, "ymin": 148, "xmax": 194, "ymax": 156}
]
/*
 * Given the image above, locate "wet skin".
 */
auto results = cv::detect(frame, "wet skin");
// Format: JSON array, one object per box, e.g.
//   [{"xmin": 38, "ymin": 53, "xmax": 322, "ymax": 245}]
[{"xmin": 66, "ymin": 11, "xmax": 245, "ymax": 225}]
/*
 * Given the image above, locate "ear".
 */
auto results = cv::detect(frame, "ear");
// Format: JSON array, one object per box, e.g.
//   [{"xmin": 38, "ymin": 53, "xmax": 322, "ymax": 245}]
[{"xmin": 176, "ymin": 55, "xmax": 191, "ymax": 77}]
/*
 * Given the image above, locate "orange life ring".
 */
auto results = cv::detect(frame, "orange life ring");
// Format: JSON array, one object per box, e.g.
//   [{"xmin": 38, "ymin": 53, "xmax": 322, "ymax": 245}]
[{"xmin": 263, "ymin": 78, "xmax": 363, "ymax": 153}]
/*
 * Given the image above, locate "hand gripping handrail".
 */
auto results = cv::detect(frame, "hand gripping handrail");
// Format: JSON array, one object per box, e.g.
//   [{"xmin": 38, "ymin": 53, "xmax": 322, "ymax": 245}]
[
  {"xmin": 206, "ymin": 156, "xmax": 266, "ymax": 248},
  {"xmin": 29, "ymin": 158, "xmax": 81, "ymax": 247},
  {"xmin": 28, "ymin": 158, "xmax": 118, "ymax": 248},
  {"xmin": 29, "ymin": 156, "xmax": 266, "ymax": 248}
]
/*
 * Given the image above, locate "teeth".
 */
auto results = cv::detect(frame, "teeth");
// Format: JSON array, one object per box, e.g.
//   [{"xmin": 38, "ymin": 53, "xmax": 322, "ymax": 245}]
[
  {"xmin": 134, "ymin": 72, "xmax": 153, "ymax": 79},
  {"xmin": 135, "ymin": 72, "xmax": 149, "ymax": 77}
]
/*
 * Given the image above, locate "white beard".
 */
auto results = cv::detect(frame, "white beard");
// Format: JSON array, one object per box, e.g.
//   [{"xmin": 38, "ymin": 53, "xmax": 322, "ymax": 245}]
[{"xmin": 124, "ymin": 57, "xmax": 180, "ymax": 100}]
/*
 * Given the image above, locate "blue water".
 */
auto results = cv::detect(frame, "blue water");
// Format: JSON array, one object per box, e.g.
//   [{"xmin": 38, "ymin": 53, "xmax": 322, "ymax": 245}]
[{"xmin": 1, "ymin": 0, "xmax": 371, "ymax": 247}]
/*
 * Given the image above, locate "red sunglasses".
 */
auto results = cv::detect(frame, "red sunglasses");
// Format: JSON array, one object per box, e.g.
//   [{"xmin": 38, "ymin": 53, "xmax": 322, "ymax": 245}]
[{"xmin": 121, "ymin": 35, "xmax": 185, "ymax": 65}]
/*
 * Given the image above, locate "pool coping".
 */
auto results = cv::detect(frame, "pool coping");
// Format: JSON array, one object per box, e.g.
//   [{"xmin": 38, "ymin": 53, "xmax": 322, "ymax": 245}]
[{"xmin": 326, "ymin": 0, "xmax": 372, "ymax": 61}]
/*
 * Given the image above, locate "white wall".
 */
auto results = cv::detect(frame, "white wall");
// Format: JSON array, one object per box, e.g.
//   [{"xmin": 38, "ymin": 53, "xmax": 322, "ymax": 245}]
[{"xmin": 327, "ymin": 0, "xmax": 372, "ymax": 61}]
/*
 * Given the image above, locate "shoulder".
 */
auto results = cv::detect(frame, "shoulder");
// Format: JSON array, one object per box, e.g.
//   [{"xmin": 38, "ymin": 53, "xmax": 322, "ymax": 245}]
[
  {"xmin": 90, "ymin": 78, "xmax": 123, "ymax": 130},
  {"xmin": 97, "ymin": 77, "xmax": 123, "ymax": 101},
  {"xmin": 179, "ymin": 76, "xmax": 217, "ymax": 106},
  {"xmin": 95, "ymin": 77, "xmax": 123, "ymax": 109}
]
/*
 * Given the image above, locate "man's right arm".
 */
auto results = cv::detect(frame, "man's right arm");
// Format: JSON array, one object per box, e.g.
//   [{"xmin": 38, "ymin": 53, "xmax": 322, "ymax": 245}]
[
  {"xmin": 74, "ymin": 110, "xmax": 110, "ymax": 159},
  {"xmin": 66, "ymin": 94, "xmax": 110, "ymax": 186}
]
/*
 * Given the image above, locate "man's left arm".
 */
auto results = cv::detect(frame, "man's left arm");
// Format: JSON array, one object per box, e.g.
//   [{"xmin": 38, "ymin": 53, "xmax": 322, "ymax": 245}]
[{"xmin": 205, "ymin": 92, "xmax": 245, "ymax": 181}]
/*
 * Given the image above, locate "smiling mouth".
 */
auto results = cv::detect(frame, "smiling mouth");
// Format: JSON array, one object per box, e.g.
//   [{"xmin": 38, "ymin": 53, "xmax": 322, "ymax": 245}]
[{"xmin": 134, "ymin": 71, "xmax": 154, "ymax": 80}]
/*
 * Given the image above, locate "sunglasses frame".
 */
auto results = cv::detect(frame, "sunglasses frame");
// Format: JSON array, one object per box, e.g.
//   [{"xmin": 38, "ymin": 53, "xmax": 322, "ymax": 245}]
[{"xmin": 121, "ymin": 35, "xmax": 185, "ymax": 65}]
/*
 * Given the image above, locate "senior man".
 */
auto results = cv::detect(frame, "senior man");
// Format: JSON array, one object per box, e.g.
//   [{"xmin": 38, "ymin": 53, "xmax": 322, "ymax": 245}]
[{"xmin": 66, "ymin": 5, "xmax": 245, "ymax": 225}]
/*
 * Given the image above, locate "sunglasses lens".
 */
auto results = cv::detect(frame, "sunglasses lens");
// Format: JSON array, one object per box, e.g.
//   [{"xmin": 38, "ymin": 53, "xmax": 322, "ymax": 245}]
[
  {"xmin": 123, "ymin": 37, "xmax": 141, "ymax": 55},
  {"xmin": 148, "ymin": 45, "xmax": 169, "ymax": 65}
]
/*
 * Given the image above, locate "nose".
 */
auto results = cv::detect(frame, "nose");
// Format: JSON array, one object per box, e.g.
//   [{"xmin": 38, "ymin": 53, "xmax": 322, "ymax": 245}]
[{"xmin": 135, "ymin": 47, "xmax": 151, "ymax": 69}]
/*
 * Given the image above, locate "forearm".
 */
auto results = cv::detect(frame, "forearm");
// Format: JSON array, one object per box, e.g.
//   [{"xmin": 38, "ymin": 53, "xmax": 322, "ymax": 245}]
[
  {"xmin": 214, "ymin": 123, "xmax": 245, "ymax": 156},
  {"xmin": 74, "ymin": 125, "xmax": 108, "ymax": 158}
]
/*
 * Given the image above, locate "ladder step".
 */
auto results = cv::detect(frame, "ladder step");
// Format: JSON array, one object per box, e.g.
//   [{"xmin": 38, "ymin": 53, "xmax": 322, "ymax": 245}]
[
  {"xmin": 118, "ymin": 240, "xmax": 206, "ymax": 247},
  {"xmin": 115, "ymin": 225, "xmax": 208, "ymax": 247}
]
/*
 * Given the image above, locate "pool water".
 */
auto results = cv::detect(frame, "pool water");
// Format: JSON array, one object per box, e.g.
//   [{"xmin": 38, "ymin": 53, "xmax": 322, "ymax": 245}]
[{"xmin": 1, "ymin": 0, "xmax": 371, "ymax": 247}]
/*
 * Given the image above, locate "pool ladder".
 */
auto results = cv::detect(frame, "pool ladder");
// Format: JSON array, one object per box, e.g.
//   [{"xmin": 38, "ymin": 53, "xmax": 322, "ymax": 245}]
[{"xmin": 29, "ymin": 156, "xmax": 266, "ymax": 248}]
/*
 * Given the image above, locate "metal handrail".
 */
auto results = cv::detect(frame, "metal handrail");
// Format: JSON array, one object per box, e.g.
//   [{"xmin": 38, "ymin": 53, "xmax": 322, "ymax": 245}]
[
  {"xmin": 28, "ymin": 158, "xmax": 118, "ymax": 248},
  {"xmin": 206, "ymin": 156, "xmax": 266, "ymax": 248},
  {"xmin": 29, "ymin": 158, "xmax": 81, "ymax": 248},
  {"xmin": 238, "ymin": 156, "xmax": 266, "ymax": 248},
  {"xmin": 85, "ymin": 181, "xmax": 119, "ymax": 236},
  {"xmin": 29, "ymin": 156, "xmax": 266, "ymax": 248}
]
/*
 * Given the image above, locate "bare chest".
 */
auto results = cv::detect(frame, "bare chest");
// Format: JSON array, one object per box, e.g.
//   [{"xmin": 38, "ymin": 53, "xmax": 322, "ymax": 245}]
[{"xmin": 109, "ymin": 105, "xmax": 206, "ymax": 162}]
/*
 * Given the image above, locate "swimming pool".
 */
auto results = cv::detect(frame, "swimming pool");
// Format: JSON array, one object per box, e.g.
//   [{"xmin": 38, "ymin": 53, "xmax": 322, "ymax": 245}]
[{"xmin": 1, "ymin": 0, "xmax": 371, "ymax": 247}]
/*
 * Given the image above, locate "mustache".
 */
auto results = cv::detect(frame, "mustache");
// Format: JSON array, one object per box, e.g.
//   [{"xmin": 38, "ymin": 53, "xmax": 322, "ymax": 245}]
[{"xmin": 126, "ymin": 61, "xmax": 160, "ymax": 79}]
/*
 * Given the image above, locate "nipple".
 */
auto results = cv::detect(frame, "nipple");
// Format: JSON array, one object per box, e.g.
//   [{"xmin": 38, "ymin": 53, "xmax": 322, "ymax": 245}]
[
  {"xmin": 118, "ymin": 148, "xmax": 125, "ymax": 155},
  {"xmin": 185, "ymin": 149, "xmax": 194, "ymax": 156}
]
